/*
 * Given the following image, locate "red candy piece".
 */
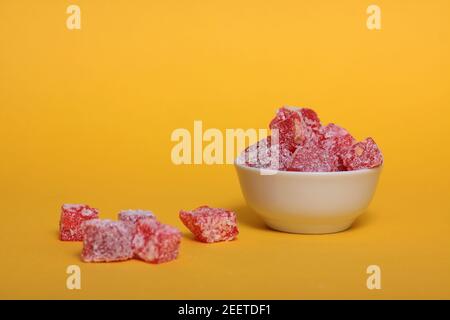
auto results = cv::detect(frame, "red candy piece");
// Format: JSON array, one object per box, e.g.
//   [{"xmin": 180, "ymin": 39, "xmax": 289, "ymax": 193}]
[
  {"xmin": 238, "ymin": 136, "xmax": 292, "ymax": 170},
  {"xmin": 118, "ymin": 209, "xmax": 156, "ymax": 225},
  {"xmin": 299, "ymin": 108, "xmax": 321, "ymax": 132},
  {"xmin": 288, "ymin": 144, "xmax": 338, "ymax": 172},
  {"xmin": 320, "ymin": 123, "xmax": 355, "ymax": 152},
  {"xmin": 81, "ymin": 219, "xmax": 134, "ymax": 262},
  {"xmin": 319, "ymin": 123, "xmax": 356, "ymax": 170},
  {"xmin": 179, "ymin": 206, "xmax": 239, "ymax": 243},
  {"xmin": 133, "ymin": 218, "xmax": 181, "ymax": 264},
  {"xmin": 241, "ymin": 107, "xmax": 383, "ymax": 172},
  {"xmin": 269, "ymin": 107, "xmax": 321, "ymax": 152},
  {"xmin": 59, "ymin": 204, "xmax": 99, "ymax": 241},
  {"xmin": 269, "ymin": 108, "xmax": 302, "ymax": 152},
  {"xmin": 342, "ymin": 137, "xmax": 383, "ymax": 170}
]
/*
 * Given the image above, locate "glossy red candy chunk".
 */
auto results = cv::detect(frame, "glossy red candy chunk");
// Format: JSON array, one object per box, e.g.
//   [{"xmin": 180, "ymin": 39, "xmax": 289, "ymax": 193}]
[{"xmin": 179, "ymin": 206, "xmax": 239, "ymax": 243}]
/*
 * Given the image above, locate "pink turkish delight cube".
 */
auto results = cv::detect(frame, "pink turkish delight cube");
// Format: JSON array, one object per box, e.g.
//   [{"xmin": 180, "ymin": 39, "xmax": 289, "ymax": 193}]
[
  {"xmin": 132, "ymin": 218, "xmax": 181, "ymax": 264},
  {"xmin": 320, "ymin": 123, "xmax": 355, "ymax": 153},
  {"xmin": 319, "ymin": 123, "xmax": 356, "ymax": 170},
  {"xmin": 118, "ymin": 209, "xmax": 155, "ymax": 225},
  {"xmin": 288, "ymin": 144, "xmax": 338, "ymax": 172},
  {"xmin": 239, "ymin": 107, "xmax": 384, "ymax": 173},
  {"xmin": 179, "ymin": 206, "xmax": 239, "ymax": 243},
  {"xmin": 269, "ymin": 107, "xmax": 321, "ymax": 152},
  {"xmin": 59, "ymin": 204, "xmax": 99, "ymax": 241},
  {"xmin": 237, "ymin": 136, "xmax": 292, "ymax": 170},
  {"xmin": 342, "ymin": 137, "xmax": 383, "ymax": 170},
  {"xmin": 81, "ymin": 219, "xmax": 134, "ymax": 262}
]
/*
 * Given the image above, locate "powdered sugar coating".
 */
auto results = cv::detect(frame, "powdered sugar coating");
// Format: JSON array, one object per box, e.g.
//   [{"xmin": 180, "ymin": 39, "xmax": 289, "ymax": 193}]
[
  {"xmin": 269, "ymin": 107, "xmax": 321, "ymax": 152},
  {"xmin": 269, "ymin": 107, "xmax": 302, "ymax": 152},
  {"xmin": 320, "ymin": 123, "xmax": 355, "ymax": 151},
  {"xmin": 179, "ymin": 206, "xmax": 239, "ymax": 243},
  {"xmin": 118, "ymin": 209, "xmax": 156, "ymax": 224},
  {"xmin": 59, "ymin": 204, "xmax": 99, "ymax": 241},
  {"xmin": 132, "ymin": 218, "xmax": 181, "ymax": 264},
  {"xmin": 288, "ymin": 144, "xmax": 338, "ymax": 172},
  {"xmin": 237, "ymin": 136, "xmax": 292, "ymax": 170},
  {"xmin": 240, "ymin": 107, "xmax": 383, "ymax": 172},
  {"xmin": 81, "ymin": 219, "xmax": 134, "ymax": 262},
  {"xmin": 342, "ymin": 137, "xmax": 383, "ymax": 170},
  {"xmin": 319, "ymin": 123, "xmax": 356, "ymax": 170}
]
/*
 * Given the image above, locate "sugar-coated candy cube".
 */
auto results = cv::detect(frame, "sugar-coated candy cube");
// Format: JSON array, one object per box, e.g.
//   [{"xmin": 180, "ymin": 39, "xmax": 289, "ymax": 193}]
[
  {"xmin": 59, "ymin": 204, "xmax": 99, "ymax": 241},
  {"xmin": 319, "ymin": 123, "xmax": 356, "ymax": 170},
  {"xmin": 133, "ymin": 218, "xmax": 181, "ymax": 264},
  {"xmin": 81, "ymin": 219, "xmax": 134, "ymax": 263},
  {"xmin": 299, "ymin": 107, "xmax": 322, "ymax": 132},
  {"xmin": 269, "ymin": 107, "xmax": 321, "ymax": 152},
  {"xmin": 179, "ymin": 206, "xmax": 239, "ymax": 243},
  {"xmin": 241, "ymin": 107, "xmax": 383, "ymax": 172},
  {"xmin": 269, "ymin": 107, "xmax": 302, "ymax": 152},
  {"xmin": 118, "ymin": 209, "xmax": 155, "ymax": 224},
  {"xmin": 237, "ymin": 136, "xmax": 292, "ymax": 170},
  {"xmin": 288, "ymin": 144, "xmax": 338, "ymax": 172},
  {"xmin": 320, "ymin": 123, "xmax": 355, "ymax": 153},
  {"xmin": 342, "ymin": 137, "xmax": 383, "ymax": 170}
]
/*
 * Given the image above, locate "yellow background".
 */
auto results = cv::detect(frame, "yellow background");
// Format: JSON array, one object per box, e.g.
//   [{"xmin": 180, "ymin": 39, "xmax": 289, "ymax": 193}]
[{"xmin": 1, "ymin": 0, "xmax": 449, "ymax": 299}]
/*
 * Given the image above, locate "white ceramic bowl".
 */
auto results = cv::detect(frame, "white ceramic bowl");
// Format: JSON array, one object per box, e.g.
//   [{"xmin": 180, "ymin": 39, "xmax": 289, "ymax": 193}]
[{"xmin": 234, "ymin": 162, "xmax": 382, "ymax": 234}]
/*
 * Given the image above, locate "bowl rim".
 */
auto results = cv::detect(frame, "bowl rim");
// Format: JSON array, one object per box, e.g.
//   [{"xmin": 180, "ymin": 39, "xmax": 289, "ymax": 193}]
[{"xmin": 234, "ymin": 159, "xmax": 383, "ymax": 176}]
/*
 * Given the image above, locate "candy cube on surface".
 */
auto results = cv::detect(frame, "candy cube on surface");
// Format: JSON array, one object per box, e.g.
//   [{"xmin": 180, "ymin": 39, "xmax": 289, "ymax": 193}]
[
  {"xmin": 179, "ymin": 206, "xmax": 239, "ymax": 243},
  {"xmin": 132, "ymin": 218, "xmax": 181, "ymax": 264},
  {"xmin": 81, "ymin": 219, "xmax": 134, "ymax": 263},
  {"xmin": 118, "ymin": 209, "xmax": 156, "ymax": 225},
  {"xmin": 342, "ymin": 137, "xmax": 383, "ymax": 170},
  {"xmin": 59, "ymin": 204, "xmax": 99, "ymax": 241}
]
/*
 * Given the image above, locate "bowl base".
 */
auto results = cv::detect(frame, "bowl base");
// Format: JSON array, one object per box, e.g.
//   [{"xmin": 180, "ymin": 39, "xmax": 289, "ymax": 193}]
[{"xmin": 265, "ymin": 220, "xmax": 354, "ymax": 235}]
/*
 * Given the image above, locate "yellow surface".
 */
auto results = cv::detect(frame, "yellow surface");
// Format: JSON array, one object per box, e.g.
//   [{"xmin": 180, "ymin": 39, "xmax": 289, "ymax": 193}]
[{"xmin": 1, "ymin": 0, "xmax": 450, "ymax": 299}]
